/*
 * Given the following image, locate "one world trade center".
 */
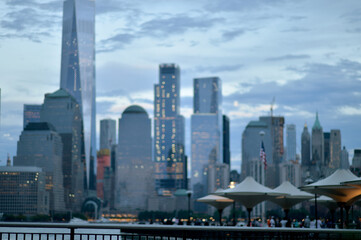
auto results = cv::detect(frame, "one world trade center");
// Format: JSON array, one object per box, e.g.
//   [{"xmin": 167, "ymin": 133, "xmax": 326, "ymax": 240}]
[{"xmin": 60, "ymin": 0, "xmax": 96, "ymax": 191}]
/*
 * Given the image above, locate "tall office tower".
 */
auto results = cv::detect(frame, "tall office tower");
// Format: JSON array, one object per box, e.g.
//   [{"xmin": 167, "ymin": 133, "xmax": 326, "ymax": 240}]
[
  {"xmin": 323, "ymin": 132, "xmax": 330, "ymax": 167},
  {"xmin": 116, "ymin": 105, "xmax": 154, "ymax": 211},
  {"xmin": 286, "ymin": 124, "xmax": 296, "ymax": 161},
  {"xmin": 60, "ymin": 0, "xmax": 96, "ymax": 191},
  {"xmin": 351, "ymin": 149, "xmax": 361, "ymax": 176},
  {"xmin": 340, "ymin": 146, "xmax": 350, "ymax": 169},
  {"xmin": 100, "ymin": 119, "xmax": 116, "ymax": 150},
  {"xmin": 301, "ymin": 124, "xmax": 311, "ymax": 167},
  {"xmin": 23, "ymin": 104, "xmax": 42, "ymax": 129},
  {"xmin": 223, "ymin": 115, "xmax": 230, "ymax": 165},
  {"xmin": 14, "ymin": 122, "xmax": 65, "ymax": 212},
  {"xmin": 241, "ymin": 120, "xmax": 270, "ymax": 180},
  {"xmin": 0, "ymin": 166, "xmax": 48, "ymax": 215},
  {"xmin": 259, "ymin": 116, "xmax": 284, "ymax": 165},
  {"xmin": 40, "ymin": 88, "xmax": 84, "ymax": 211},
  {"xmin": 96, "ymin": 149, "xmax": 110, "ymax": 201},
  {"xmin": 154, "ymin": 64, "xmax": 186, "ymax": 196},
  {"xmin": 191, "ymin": 77, "xmax": 222, "ymax": 212},
  {"xmin": 329, "ymin": 129, "xmax": 341, "ymax": 169},
  {"xmin": 312, "ymin": 113, "xmax": 324, "ymax": 165}
]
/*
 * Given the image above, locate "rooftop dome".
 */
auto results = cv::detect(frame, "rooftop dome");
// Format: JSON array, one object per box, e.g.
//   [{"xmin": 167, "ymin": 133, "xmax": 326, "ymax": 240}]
[{"xmin": 123, "ymin": 105, "xmax": 147, "ymax": 114}]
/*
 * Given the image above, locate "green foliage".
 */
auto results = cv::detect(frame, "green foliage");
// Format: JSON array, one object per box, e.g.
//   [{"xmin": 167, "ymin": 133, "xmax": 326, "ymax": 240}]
[
  {"xmin": 29, "ymin": 214, "xmax": 51, "ymax": 222},
  {"xmin": 2, "ymin": 214, "xmax": 27, "ymax": 222},
  {"xmin": 73, "ymin": 212, "xmax": 88, "ymax": 221}
]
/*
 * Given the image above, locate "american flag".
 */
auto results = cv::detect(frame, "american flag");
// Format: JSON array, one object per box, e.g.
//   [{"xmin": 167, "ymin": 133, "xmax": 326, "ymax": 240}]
[{"xmin": 260, "ymin": 141, "xmax": 267, "ymax": 170}]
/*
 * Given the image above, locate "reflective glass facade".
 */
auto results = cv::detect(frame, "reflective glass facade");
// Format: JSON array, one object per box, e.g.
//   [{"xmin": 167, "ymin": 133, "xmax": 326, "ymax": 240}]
[
  {"xmin": 60, "ymin": 0, "xmax": 96, "ymax": 190},
  {"xmin": 154, "ymin": 64, "xmax": 186, "ymax": 196},
  {"xmin": 286, "ymin": 124, "xmax": 296, "ymax": 161},
  {"xmin": 191, "ymin": 77, "xmax": 222, "ymax": 212}
]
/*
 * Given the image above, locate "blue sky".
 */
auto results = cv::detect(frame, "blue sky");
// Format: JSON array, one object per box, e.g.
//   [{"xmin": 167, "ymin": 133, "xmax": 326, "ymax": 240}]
[{"xmin": 1, "ymin": 0, "xmax": 361, "ymax": 171}]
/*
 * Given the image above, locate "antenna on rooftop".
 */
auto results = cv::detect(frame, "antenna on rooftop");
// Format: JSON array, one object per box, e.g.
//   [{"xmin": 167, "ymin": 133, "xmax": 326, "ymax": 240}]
[{"xmin": 270, "ymin": 97, "xmax": 275, "ymax": 117}]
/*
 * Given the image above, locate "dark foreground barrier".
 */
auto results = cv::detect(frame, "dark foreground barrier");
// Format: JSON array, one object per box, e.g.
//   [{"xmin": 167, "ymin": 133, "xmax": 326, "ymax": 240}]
[{"xmin": 0, "ymin": 222, "xmax": 360, "ymax": 240}]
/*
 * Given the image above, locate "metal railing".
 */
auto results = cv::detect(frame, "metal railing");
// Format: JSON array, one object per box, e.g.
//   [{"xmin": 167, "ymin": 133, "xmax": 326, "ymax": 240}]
[{"xmin": 0, "ymin": 222, "xmax": 361, "ymax": 240}]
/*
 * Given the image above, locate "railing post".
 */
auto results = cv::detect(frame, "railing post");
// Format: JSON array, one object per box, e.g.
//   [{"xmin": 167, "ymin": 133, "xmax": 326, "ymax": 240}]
[{"xmin": 70, "ymin": 227, "xmax": 75, "ymax": 240}]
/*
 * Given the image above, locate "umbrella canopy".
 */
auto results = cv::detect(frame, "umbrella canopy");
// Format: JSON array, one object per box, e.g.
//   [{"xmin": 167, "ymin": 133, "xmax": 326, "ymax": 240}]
[
  {"xmin": 197, "ymin": 195, "xmax": 234, "ymax": 210},
  {"xmin": 300, "ymin": 169, "xmax": 361, "ymax": 205},
  {"xmin": 219, "ymin": 176, "xmax": 287, "ymax": 209},
  {"xmin": 270, "ymin": 181, "xmax": 313, "ymax": 210}
]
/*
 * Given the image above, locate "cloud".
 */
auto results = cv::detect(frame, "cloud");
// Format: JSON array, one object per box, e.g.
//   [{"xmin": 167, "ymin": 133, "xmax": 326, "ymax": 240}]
[
  {"xmin": 205, "ymin": 0, "xmax": 284, "ymax": 13},
  {"xmin": 98, "ymin": 33, "xmax": 137, "ymax": 53},
  {"xmin": 338, "ymin": 105, "xmax": 361, "ymax": 116},
  {"xmin": 195, "ymin": 64, "xmax": 243, "ymax": 73},
  {"xmin": 5, "ymin": 0, "xmax": 62, "ymax": 12},
  {"xmin": 265, "ymin": 54, "xmax": 311, "ymax": 62},
  {"xmin": 139, "ymin": 14, "xmax": 224, "ymax": 38},
  {"xmin": 341, "ymin": 8, "xmax": 361, "ymax": 23},
  {"xmin": 222, "ymin": 28, "xmax": 246, "ymax": 41},
  {"xmin": 281, "ymin": 27, "xmax": 310, "ymax": 33}
]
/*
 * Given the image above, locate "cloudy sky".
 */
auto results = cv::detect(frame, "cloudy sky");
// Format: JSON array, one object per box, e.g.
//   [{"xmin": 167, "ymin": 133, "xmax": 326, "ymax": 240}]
[{"xmin": 1, "ymin": 0, "xmax": 361, "ymax": 171}]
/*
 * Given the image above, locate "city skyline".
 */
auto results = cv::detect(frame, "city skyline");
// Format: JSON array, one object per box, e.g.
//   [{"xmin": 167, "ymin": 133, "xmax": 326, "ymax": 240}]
[{"xmin": 1, "ymin": 0, "xmax": 361, "ymax": 171}]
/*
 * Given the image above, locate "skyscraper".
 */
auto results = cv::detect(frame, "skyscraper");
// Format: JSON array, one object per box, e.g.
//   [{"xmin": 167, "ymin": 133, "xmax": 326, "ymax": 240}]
[
  {"xmin": 154, "ymin": 64, "xmax": 186, "ymax": 195},
  {"xmin": 191, "ymin": 77, "xmax": 222, "ymax": 211},
  {"xmin": 23, "ymin": 104, "xmax": 42, "ymax": 129},
  {"xmin": 329, "ymin": 129, "xmax": 341, "ymax": 169},
  {"xmin": 340, "ymin": 146, "xmax": 350, "ymax": 169},
  {"xmin": 14, "ymin": 122, "xmax": 65, "ymax": 212},
  {"xmin": 40, "ymin": 88, "xmax": 85, "ymax": 211},
  {"xmin": 60, "ymin": 0, "xmax": 96, "ymax": 191},
  {"xmin": 312, "ymin": 112, "xmax": 324, "ymax": 167},
  {"xmin": 323, "ymin": 132, "xmax": 330, "ymax": 167},
  {"xmin": 223, "ymin": 115, "xmax": 230, "ymax": 165},
  {"xmin": 116, "ymin": 105, "xmax": 154, "ymax": 211},
  {"xmin": 301, "ymin": 123, "xmax": 311, "ymax": 167},
  {"xmin": 286, "ymin": 124, "xmax": 296, "ymax": 161},
  {"xmin": 100, "ymin": 119, "xmax": 116, "ymax": 150}
]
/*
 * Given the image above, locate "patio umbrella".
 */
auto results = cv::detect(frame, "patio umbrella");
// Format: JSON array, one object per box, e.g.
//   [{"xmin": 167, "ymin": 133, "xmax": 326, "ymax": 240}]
[
  {"xmin": 217, "ymin": 176, "xmax": 287, "ymax": 226},
  {"xmin": 270, "ymin": 181, "xmax": 313, "ymax": 219},
  {"xmin": 197, "ymin": 195, "xmax": 234, "ymax": 225},
  {"xmin": 300, "ymin": 169, "xmax": 361, "ymax": 228}
]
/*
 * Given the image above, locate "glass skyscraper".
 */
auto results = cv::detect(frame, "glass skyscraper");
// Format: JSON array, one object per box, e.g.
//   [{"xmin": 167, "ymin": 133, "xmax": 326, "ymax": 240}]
[
  {"xmin": 286, "ymin": 124, "xmax": 296, "ymax": 161},
  {"xmin": 191, "ymin": 77, "xmax": 222, "ymax": 210},
  {"xmin": 60, "ymin": 0, "xmax": 96, "ymax": 190},
  {"xmin": 154, "ymin": 64, "xmax": 186, "ymax": 196}
]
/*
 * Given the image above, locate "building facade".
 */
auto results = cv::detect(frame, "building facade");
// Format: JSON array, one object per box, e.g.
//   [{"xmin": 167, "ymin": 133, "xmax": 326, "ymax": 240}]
[
  {"xmin": 100, "ymin": 119, "xmax": 116, "ymax": 150},
  {"xmin": 311, "ymin": 113, "xmax": 324, "ymax": 179},
  {"xmin": 329, "ymin": 129, "xmax": 341, "ymax": 169},
  {"xmin": 23, "ymin": 104, "xmax": 42, "ymax": 129},
  {"xmin": 14, "ymin": 122, "xmax": 65, "ymax": 212},
  {"xmin": 60, "ymin": 0, "xmax": 96, "ymax": 191},
  {"xmin": 223, "ymin": 115, "xmax": 230, "ymax": 165},
  {"xmin": 40, "ymin": 88, "xmax": 85, "ymax": 211},
  {"xmin": 286, "ymin": 124, "xmax": 296, "ymax": 161},
  {"xmin": 0, "ymin": 166, "xmax": 49, "ymax": 215},
  {"xmin": 116, "ymin": 105, "xmax": 154, "ymax": 212},
  {"xmin": 96, "ymin": 149, "xmax": 111, "ymax": 201},
  {"xmin": 301, "ymin": 124, "xmax": 311, "ymax": 167},
  {"xmin": 154, "ymin": 64, "xmax": 186, "ymax": 196}
]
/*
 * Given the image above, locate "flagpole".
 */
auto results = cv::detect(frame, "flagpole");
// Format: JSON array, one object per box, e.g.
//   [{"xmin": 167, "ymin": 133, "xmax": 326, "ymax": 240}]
[{"xmin": 259, "ymin": 131, "xmax": 266, "ymax": 225}]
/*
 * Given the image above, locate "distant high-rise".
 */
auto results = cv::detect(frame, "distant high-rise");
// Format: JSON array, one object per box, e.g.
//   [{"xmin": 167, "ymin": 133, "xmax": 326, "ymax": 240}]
[
  {"xmin": 100, "ymin": 119, "xmax": 116, "ymax": 150},
  {"xmin": 60, "ymin": 0, "xmax": 96, "ymax": 191},
  {"xmin": 23, "ymin": 104, "xmax": 42, "ymax": 129},
  {"xmin": 323, "ymin": 132, "xmax": 330, "ymax": 167},
  {"xmin": 312, "ymin": 112, "xmax": 324, "ymax": 167},
  {"xmin": 340, "ymin": 146, "xmax": 349, "ymax": 169},
  {"xmin": 14, "ymin": 122, "xmax": 65, "ymax": 212},
  {"xmin": 223, "ymin": 115, "xmax": 230, "ymax": 165},
  {"xmin": 97, "ymin": 149, "xmax": 110, "ymax": 201},
  {"xmin": 301, "ymin": 123, "xmax": 311, "ymax": 167},
  {"xmin": 154, "ymin": 64, "xmax": 186, "ymax": 195},
  {"xmin": 116, "ymin": 105, "xmax": 154, "ymax": 211},
  {"xmin": 286, "ymin": 124, "xmax": 296, "ymax": 161},
  {"xmin": 329, "ymin": 129, "xmax": 341, "ymax": 169},
  {"xmin": 191, "ymin": 77, "xmax": 222, "ymax": 212},
  {"xmin": 40, "ymin": 88, "xmax": 85, "ymax": 211},
  {"xmin": 351, "ymin": 149, "xmax": 361, "ymax": 176}
]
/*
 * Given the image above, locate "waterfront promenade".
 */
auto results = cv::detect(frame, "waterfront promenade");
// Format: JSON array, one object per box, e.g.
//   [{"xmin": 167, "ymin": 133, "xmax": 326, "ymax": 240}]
[{"xmin": 0, "ymin": 222, "xmax": 361, "ymax": 240}]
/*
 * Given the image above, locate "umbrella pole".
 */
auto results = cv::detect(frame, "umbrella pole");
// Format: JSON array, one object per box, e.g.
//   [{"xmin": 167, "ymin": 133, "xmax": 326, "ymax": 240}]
[
  {"xmin": 247, "ymin": 208, "xmax": 252, "ymax": 227},
  {"xmin": 218, "ymin": 209, "xmax": 223, "ymax": 226},
  {"xmin": 345, "ymin": 205, "xmax": 350, "ymax": 228},
  {"xmin": 284, "ymin": 209, "xmax": 289, "ymax": 220},
  {"xmin": 232, "ymin": 201, "xmax": 236, "ymax": 226},
  {"xmin": 338, "ymin": 203, "xmax": 344, "ymax": 229},
  {"xmin": 315, "ymin": 193, "xmax": 318, "ymax": 229}
]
